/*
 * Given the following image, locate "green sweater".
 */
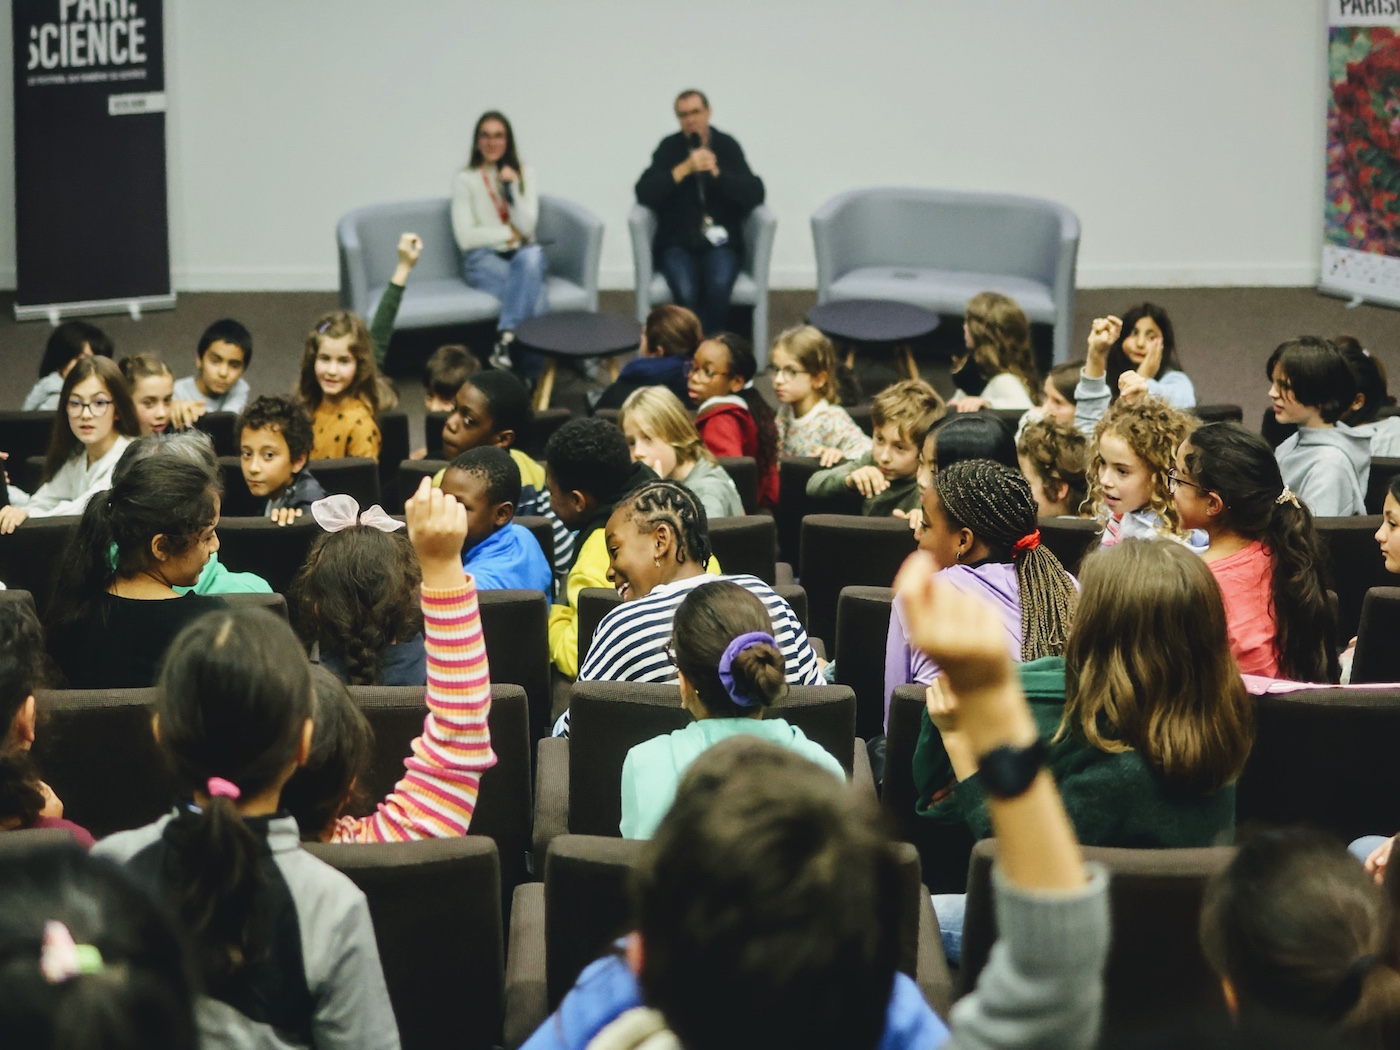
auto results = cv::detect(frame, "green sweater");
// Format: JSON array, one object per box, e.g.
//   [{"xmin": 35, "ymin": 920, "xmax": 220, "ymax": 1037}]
[
  {"xmin": 805, "ymin": 451, "xmax": 920, "ymax": 516},
  {"xmin": 912, "ymin": 656, "xmax": 1236, "ymax": 848},
  {"xmin": 370, "ymin": 281, "xmax": 404, "ymax": 368}
]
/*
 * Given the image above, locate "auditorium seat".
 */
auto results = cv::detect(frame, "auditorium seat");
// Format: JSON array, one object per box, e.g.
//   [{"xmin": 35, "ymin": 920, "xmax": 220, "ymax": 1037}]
[
  {"xmin": 377, "ymin": 409, "xmax": 411, "ymax": 509},
  {"xmin": 799, "ymin": 514, "xmax": 917, "ymax": 646},
  {"xmin": 961, "ymin": 840, "xmax": 1233, "ymax": 1034},
  {"xmin": 218, "ymin": 591, "xmax": 289, "ymax": 621},
  {"xmin": 776, "ymin": 457, "xmax": 861, "ymax": 566},
  {"xmin": 216, "ymin": 455, "xmax": 261, "ymax": 516},
  {"xmin": 848, "ymin": 401, "xmax": 875, "ymax": 436},
  {"xmin": 347, "ymin": 683, "xmax": 533, "ymax": 899},
  {"xmin": 503, "ymin": 833, "xmax": 951, "ymax": 1045},
  {"xmin": 1353, "ymin": 587, "xmax": 1400, "ymax": 684},
  {"xmin": 193, "ymin": 411, "xmax": 238, "ymax": 456},
  {"xmin": 520, "ymin": 406, "xmax": 572, "ymax": 462},
  {"xmin": 1039, "ymin": 515, "xmax": 1102, "ymax": 575},
  {"xmin": 834, "ymin": 585, "xmax": 895, "ymax": 740},
  {"xmin": 1316, "ymin": 515, "xmax": 1391, "ymax": 638},
  {"xmin": 0, "ymin": 515, "xmax": 79, "ymax": 617},
  {"xmin": 630, "ymin": 203, "xmax": 777, "ymax": 362},
  {"xmin": 338, "ymin": 195, "xmax": 602, "ymax": 334},
  {"xmin": 31, "ymin": 687, "xmax": 174, "ymax": 838},
  {"xmin": 215, "ymin": 517, "xmax": 319, "ymax": 596},
  {"xmin": 884, "ymin": 685, "xmax": 976, "ymax": 895},
  {"xmin": 0, "ymin": 410, "xmax": 58, "ymax": 467},
  {"xmin": 424, "ymin": 411, "xmax": 449, "ymax": 459},
  {"xmin": 307, "ymin": 456, "xmax": 381, "ymax": 508},
  {"xmin": 1237, "ymin": 683, "xmax": 1400, "ymax": 842},
  {"xmin": 811, "ymin": 187, "xmax": 1080, "ymax": 364},
  {"xmin": 533, "ymin": 682, "xmax": 864, "ymax": 860},
  {"xmin": 715, "ymin": 455, "xmax": 758, "ymax": 514},
  {"xmin": 477, "ymin": 590, "xmax": 552, "ymax": 745},
  {"xmin": 306, "ymin": 837, "xmax": 504, "ymax": 1050},
  {"xmin": 707, "ymin": 514, "xmax": 777, "ymax": 582},
  {"xmin": 1367, "ymin": 456, "xmax": 1400, "ymax": 514}
]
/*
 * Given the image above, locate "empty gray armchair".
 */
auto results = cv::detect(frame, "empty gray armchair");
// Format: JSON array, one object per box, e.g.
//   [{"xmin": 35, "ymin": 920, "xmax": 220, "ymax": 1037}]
[
  {"xmin": 338, "ymin": 195, "xmax": 604, "ymax": 332},
  {"xmin": 811, "ymin": 187, "xmax": 1080, "ymax": 363},
  {"xmin": 629, "ymin": 202, "xmax": 777, "ymax": 363}
]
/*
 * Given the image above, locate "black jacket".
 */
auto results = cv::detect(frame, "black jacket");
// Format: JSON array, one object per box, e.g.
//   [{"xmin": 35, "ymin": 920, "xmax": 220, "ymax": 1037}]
[{"xmin": 634, "ymin": 128, "xmax": 764, "ymax": 257}]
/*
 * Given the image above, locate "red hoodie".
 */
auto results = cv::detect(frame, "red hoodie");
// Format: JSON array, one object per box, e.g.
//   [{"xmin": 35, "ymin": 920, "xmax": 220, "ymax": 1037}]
[{"xmin": 695, "ymin": 398, "xmax": 778, "ymax": 507}]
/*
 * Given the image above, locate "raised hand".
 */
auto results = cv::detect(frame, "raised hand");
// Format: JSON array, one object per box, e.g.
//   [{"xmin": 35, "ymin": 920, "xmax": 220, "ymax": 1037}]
[
  {"xmin": 405, "ymin": 477, "xmax": 468, "ymax": 589},
  {"xmin": 1084, "ymin": 315, "xmax": 1122, "ymax": 378}
]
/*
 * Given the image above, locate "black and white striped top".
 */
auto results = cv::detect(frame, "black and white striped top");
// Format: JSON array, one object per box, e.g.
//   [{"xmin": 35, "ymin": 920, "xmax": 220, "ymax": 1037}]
[{"xmin": 578, "ymin": 573, "xmax": 823, "ymax": 687}]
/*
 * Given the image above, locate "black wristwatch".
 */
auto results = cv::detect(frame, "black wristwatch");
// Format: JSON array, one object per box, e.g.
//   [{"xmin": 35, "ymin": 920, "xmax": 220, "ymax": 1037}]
[{"xmin": 977, "ymin": 738, "xmax": 1048, "ymax": 800}]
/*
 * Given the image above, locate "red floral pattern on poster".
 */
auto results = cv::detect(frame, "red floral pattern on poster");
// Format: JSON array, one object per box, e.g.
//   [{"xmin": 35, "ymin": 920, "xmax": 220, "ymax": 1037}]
[{"xmin": 1328, "ymin": 26, "xmax": 1400, "ymax": 253}]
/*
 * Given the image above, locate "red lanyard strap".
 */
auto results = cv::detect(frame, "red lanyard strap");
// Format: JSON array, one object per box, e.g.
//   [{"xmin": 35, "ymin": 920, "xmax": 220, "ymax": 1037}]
[{"xmin": 481, "ymin": 168, "xmax": 511, "ymax": 225}]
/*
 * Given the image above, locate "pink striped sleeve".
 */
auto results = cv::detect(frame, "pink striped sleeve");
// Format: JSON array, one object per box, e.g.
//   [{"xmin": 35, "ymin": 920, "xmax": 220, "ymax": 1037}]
[{"xmin": 333, "ymin": 577, "xmax": 496, "ymax": 844}]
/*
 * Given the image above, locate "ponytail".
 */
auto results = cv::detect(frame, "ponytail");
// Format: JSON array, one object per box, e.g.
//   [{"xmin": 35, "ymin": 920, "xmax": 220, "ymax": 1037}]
[
  {"xmin": 1185, "ymin": 423, "xmax": 1339, "ymax": 683},
  {"xmin": 46, "ymin": 490, "xmax": 120, "ymax": 650},
  {"xmin": 932, "ymin": 459, "xmax": 1077, "ymax": 661},
  {"xmin": 156, "ymin": 608, "xmax": 311, "ymax": 990}
]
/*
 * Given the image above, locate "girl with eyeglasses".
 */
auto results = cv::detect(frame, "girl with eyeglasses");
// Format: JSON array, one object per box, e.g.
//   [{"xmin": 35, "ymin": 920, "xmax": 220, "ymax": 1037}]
[
  {"xmin": 688, "ymin": 332, "xmax": 779, "ymax": 507},
  {"xmin": 0, "ymin": 356, "xmax": 138, "ymax": 534},
  {"xmin": 1171, "ymin": 421, "xmax": 1338, "ymax": 681},
  {"xmin": 769, "ymin": 324, "xmax": 870, "ymax": 467}
]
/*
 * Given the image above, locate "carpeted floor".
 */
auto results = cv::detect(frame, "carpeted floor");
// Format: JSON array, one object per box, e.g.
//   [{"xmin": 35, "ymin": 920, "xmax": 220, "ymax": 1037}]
[{"xmin": 2, "ymin": 287, "xmax": 1396, "ymax": 446}]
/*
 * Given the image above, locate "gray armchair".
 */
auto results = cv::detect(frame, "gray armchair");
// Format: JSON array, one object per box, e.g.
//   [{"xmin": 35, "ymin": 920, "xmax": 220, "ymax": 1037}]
[
  {"xmin": 338, "ymin": 194, "xmax": 604, "ymax": 332},
  {"xmin": 811, "ymin": 187, "xmax": 1080, "ymax": 363},
  {"xmin": 628, "ymin": 202, "xmax": 777, "ymax": 365}
]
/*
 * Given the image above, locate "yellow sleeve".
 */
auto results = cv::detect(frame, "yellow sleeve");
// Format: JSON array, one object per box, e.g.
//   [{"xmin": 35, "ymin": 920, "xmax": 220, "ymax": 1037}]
[{"xmin": 548, "ymin": 530, "xmax": 612, "ymax": 678}]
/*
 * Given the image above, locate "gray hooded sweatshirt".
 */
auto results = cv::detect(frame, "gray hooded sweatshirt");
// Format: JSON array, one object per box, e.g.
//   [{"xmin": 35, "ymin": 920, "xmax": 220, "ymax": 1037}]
[{"xmin": 1274, "ymin": 422, "xmax": 1371, "ymax": 517}]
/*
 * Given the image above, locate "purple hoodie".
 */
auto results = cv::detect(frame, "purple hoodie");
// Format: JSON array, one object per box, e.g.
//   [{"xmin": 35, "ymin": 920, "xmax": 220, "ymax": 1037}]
[{"xmin": 883, "ymin": 562, "xmax": 1024, "ymax": 733}]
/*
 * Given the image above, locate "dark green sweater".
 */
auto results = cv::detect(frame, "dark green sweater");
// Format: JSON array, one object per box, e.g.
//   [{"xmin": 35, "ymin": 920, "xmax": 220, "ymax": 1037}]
[
  {"xmin": 912, "ymin": 657, "xmax": 1236, "ymax": 848},
  {"xmin": 804, "ymin": 451, "xmax": 920, "ymax": 516}
]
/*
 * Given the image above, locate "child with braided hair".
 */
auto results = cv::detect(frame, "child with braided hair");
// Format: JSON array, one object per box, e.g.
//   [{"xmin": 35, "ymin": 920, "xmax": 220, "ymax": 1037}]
[
  {"xmin": 556, "ymin": 479, "xmax": 819, "ymax": 737},
  {"xmin": 885, "ymin": 459, "xmax": 1078, "ymax": 730},
  {"xmin": 619, "ymin": 580, "xmax": 842, "ymax": 838}
]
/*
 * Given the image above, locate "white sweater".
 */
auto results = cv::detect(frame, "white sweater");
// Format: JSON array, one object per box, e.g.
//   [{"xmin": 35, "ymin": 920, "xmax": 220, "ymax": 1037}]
[
  {"xmin": 11, "ymin": 434, "xmax": 133, "ymax": 517},
  {"xmin": 450, "ymin": 163, "xmax": 539, "ymax": 253}
]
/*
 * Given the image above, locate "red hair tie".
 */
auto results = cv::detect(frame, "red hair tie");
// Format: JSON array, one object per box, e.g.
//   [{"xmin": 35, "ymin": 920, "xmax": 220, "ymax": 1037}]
[{"xmin": 1011, "ymin": 529, "xmax": 1041, "ymax": 556}]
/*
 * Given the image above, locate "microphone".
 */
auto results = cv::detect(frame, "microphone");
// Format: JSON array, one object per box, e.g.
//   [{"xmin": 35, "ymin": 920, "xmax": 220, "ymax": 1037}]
[
  {"xmin": 501, "ymin": 170, "xmax": 514, "ymax": 206},
  {"xmin": 687, "ymin": 133, "xmax": 706, "ymax": 208}
]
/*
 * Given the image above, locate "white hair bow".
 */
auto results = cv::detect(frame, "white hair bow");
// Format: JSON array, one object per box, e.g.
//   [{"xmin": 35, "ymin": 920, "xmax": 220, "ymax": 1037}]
[{"xmin": 310, "ymin": 494, "xmax": 404, "ymax": 533}]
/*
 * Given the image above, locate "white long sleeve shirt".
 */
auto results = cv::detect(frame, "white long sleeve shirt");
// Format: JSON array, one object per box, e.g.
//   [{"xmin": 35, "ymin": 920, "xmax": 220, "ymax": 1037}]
[
  {"xmin": 11, "ymin": 435, "xmax": 133, "ymax": 517},
  {"xmin": 450, "ymin": 163, "xmax": 540, "ymax": 253}
]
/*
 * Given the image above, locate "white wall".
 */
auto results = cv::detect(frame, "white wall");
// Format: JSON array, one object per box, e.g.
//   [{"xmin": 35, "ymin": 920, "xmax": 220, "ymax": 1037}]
[{"xmin": 0, "ymin": 0, "xmax": 1329, "ymax": 291}]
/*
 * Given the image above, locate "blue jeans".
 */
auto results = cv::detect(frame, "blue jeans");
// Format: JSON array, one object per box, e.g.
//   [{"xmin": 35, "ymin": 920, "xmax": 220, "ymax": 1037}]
[
  {"xmin": 930, "ymin": 892, "xmax": 966, "ymax": 964},
  {"xmin": 659, "ymin": 243, "xmax": 740, "ymax": 336},
  {"xmin": 462, "ymin": 245, "xmax": 548, "ymax": 377}
]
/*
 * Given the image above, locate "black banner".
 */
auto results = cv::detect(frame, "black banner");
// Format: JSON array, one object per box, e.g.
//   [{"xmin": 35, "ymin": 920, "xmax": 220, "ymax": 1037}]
[{"xmin": 12, "ymin": 0, "xmax": 172, "ymax": 318}]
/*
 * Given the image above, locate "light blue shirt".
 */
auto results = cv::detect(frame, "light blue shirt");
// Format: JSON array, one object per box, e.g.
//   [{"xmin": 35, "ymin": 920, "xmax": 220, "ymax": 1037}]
[
  {"xmin": 173, "ymin": 374, "xmax": 250, "ymax": 414},
  {"xmin": 463, "ymin": 521, "xmax": 553, "ymax": 595}
]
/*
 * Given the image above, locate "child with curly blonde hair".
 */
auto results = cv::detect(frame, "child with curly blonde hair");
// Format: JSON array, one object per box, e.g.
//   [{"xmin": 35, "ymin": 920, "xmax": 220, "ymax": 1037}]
[{"xmin": 1088, "ymin": 394, "xmax": 1200, "ymax": 546}]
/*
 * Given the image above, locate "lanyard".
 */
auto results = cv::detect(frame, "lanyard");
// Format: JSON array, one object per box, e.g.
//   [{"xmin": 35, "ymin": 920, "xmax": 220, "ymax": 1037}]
[{"xmin": 481, "ymin": 168, "xmax": 510, "ymax": 225}]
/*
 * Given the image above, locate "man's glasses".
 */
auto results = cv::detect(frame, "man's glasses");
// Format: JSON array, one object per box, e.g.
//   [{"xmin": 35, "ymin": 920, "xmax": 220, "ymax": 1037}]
[{"xmin": 66, "ymin": 397, "xmax": 113, "ymax": 417}]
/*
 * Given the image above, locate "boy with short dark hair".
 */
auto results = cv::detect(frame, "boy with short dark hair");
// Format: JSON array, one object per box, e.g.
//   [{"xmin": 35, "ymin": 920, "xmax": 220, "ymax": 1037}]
[
  {"xmin": 423, "ymin": 345, "xmax": 481, "ymax": 413},
  {"xmin": 440, "ymin": 369, "xmax": 574, "ymax": 574},
  {"xmin": 171, "ymin": 318, "xmax": 253, "ymax": 427},
  {"xmin": 238, "ymin": 395, "xmax": 326, "ymax": 526},
  {"xmin": 544, "ymin": 418, "xmax": 656, "ymax": 677},
  {"xmin": 440, "ymin": 446, "xmax": 552, "ymax": 594},
  {"xmin": 806, "ymin": 379, "xmax": 945, "ymax": 515}
]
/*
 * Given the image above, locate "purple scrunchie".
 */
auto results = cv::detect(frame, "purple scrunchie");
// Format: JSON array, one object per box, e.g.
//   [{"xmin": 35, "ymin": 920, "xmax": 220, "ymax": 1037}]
[{"xmin": 717, "ymin": 631, "xmax": 778, "ymax": 707}]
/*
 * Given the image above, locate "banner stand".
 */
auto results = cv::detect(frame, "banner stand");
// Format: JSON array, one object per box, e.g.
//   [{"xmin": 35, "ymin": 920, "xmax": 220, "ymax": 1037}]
[
  {"xmin": 1320, "ymin": 1, "xmax": 1400, "ymax": 311},
  {"xmin": 12, "ymin": 0, "xmax": 173, "ymax": 323}
]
